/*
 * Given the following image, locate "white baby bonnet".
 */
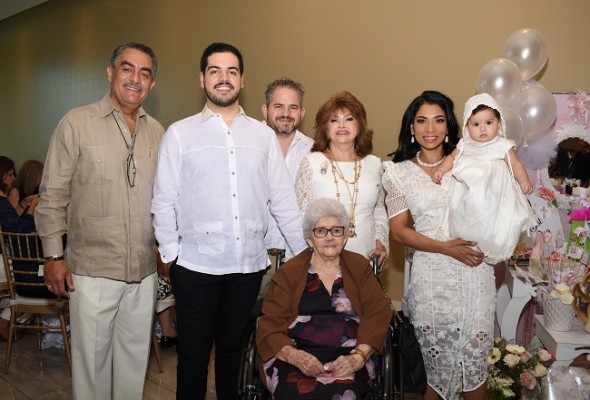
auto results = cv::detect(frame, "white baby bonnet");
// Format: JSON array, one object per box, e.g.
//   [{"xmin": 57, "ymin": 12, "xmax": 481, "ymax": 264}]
[{"xmin": 462, "ymin": 93, "xmax": 507, "ymax": 143}]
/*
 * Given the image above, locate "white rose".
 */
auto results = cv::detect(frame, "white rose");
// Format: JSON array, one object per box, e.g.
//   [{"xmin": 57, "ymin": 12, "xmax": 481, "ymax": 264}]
[
  {"xmin": 533, "ymin": 363, "xmax": 548, "ymax": 377},
  {"xmin": 537, "ymin": 349, "xmax": 552, "ymax": 361},
  {"xmin": 504, "ymin": 353, "xmax": 520, "ymax": 367}
]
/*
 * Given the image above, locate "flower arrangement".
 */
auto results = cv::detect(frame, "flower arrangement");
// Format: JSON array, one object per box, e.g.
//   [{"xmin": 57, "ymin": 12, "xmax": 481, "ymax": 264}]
[{"xmin": 487, "ymin": 337, "xmax": 551, "ymax": 399}]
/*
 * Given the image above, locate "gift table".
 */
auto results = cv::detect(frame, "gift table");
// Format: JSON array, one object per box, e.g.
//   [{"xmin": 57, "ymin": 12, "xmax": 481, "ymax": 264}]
[{"xmin": 535, "ymin": 314, "xmax": 590, "ymax": 366}]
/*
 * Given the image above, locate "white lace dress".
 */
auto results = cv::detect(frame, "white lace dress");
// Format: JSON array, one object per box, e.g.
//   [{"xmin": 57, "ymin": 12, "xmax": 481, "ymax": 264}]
[
  {"xmin": 383, "ymin": 160, "xmax": 495, "ymax": 400},
  {"xmin": 295, "ymin": 152, "xmax": 389, "ymax": 259}
]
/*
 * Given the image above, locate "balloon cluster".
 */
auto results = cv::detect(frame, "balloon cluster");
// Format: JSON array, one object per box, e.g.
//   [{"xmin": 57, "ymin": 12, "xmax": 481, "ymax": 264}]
[{"xmin": 476, "ymin": 28, "xmax": 557, "ymax": 147}]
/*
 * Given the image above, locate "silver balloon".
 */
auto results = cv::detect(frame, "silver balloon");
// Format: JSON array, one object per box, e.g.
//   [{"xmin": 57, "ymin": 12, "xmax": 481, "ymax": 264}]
[
  {"xmin": 512, "ymin": 86, "xmax": 556, "ymax": 140},
  {"xmin": 504, "ymin": 28, "xmax": 548, "ymax": 81},
  {"xmin": 476, "ymin": 58, "xmax": 522, "ymax": 105},
  {"xmin": 499, "ymin": 105, "xmax": 524, "ymax": 146}
]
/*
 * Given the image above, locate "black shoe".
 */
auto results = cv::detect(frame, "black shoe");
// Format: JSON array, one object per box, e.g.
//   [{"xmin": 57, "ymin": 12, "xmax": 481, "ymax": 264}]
[{"xmin": 159, "ymin": 336, "xmax": 178, "ymax": 349}]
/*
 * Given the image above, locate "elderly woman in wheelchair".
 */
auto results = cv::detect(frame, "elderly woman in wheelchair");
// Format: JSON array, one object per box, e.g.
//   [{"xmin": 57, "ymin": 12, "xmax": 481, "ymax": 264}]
[{"xmin": 256, "ymin": 198, "xmax": 392, "ymax": 399}]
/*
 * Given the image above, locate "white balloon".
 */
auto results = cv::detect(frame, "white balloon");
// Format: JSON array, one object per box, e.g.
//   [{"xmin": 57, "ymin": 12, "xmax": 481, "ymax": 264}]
[
  {"xmin": 512, "ymin": 86, "xmax": 557, "ymax": 140},
  {"xmin": 504, "ymin": 28, "xmax": 548, "ymax": 81},
  {"xmin": 521, "ymin": 79, "xmax": 544, "ymax": 91},
  {"xmin": 476, "ymin": 58, "xmax": 522, "ymax": 105},
  {"xmin": 499, "ymin": 105, "xmax": 524, "ymax": 146}
]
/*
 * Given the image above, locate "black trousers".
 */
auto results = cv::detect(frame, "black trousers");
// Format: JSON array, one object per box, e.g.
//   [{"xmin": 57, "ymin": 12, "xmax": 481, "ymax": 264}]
[{"xmin": 170, "ymin": 264, "xmax": 264, "ymax": 400}]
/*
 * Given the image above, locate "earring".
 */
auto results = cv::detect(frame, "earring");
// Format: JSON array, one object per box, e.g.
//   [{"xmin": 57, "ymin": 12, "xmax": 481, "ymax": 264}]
[
  {"xmin": 444, "ymin": 136, "xmax": 449, "ymax": 143},
  {"xmin": 411, "ymin": 135, "xmax": 415, "ymax": 144}
]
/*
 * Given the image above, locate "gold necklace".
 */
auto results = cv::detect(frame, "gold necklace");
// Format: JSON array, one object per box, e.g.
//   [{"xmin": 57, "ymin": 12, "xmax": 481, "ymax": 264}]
[
  {"xmin": 416, "ymin": 150, "xmax": 445, "ymax": 168},
  {"xmin": 325, "ymin": 150, "xmax": 361, "ymax": 238}
]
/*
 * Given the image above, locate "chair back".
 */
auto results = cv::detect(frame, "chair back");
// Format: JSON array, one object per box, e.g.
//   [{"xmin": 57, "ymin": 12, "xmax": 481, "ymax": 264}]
[{"xmin": 0, "ymin": 228, "xmax": 51, "ymax": 300}]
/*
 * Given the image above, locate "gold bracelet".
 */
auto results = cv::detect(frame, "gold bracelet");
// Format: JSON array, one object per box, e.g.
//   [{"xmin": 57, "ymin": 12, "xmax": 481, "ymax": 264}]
[{"xmin": 350, "ymin": 347, "xmax": 368, "ymax": 363}]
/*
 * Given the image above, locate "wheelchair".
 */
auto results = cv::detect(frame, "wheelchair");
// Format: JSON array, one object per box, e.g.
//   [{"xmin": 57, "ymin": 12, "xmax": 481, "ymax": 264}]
[{"xmin": 237, "ymin": 253, "xmax": 397, "ymax": 400}]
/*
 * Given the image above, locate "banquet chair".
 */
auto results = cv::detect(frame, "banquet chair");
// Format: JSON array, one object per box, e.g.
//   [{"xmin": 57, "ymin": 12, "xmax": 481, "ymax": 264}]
[{"xmin": 0, "ymin": 228, "xmax": 72, "ymax": 373}]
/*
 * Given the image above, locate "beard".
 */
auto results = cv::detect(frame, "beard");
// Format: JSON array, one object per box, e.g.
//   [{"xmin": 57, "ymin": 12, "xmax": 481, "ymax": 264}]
[
  {"xmin": 205, "ymin": 86, "xmax": 240, "ymax": 107},
  {"xmin": 268, "ymin": 117, "xmax": 299, "ymax": 135}
]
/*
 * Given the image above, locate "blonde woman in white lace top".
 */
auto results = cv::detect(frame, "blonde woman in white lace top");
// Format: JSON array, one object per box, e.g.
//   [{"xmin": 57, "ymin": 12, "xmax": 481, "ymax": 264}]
[
  {"xmin": 295, "ymin": 91, "xmax": 388, "ymax": 266},
  {"xmin": 383, "ymin": 91, "xmax": 492, "ymax": 400}
]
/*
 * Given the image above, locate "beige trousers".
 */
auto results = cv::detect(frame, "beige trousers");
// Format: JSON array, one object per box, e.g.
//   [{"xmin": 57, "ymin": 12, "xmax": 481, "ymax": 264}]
[{"xmin": 70, "ymin": 272, "xmax": 157, "ymax": 400}]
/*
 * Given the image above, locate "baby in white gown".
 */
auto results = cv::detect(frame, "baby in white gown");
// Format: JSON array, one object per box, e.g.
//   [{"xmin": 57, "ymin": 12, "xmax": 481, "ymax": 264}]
[{"xmin": 432, "ymin": 93, "xmax": 537, "ymax": 264}]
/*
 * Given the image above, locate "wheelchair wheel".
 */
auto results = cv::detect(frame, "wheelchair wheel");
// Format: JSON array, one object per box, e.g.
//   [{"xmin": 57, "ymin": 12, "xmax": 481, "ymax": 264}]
[
  {"xmin": 237, "ymin": 315, "xmax": 269, "ymax": 400},
  {"xmin": 369, "ymin": 324, "xmax": 394, "ymax": 400}
]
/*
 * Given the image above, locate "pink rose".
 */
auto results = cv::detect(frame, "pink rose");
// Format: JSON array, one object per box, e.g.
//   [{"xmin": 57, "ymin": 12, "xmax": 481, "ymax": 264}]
[
  {"xmin": 520, "ymin": 371, "xmax": 537, "ymax": 390},
  {"xmin": 520, "ymin": 351, "xmax": 532, "ymax": 363}
]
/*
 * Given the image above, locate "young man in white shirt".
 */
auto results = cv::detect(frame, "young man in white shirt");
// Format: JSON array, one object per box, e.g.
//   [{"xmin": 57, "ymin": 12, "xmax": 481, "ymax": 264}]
[{"xmin": 151, "ymin": 43, "xmax": 307, "ymax": 400}]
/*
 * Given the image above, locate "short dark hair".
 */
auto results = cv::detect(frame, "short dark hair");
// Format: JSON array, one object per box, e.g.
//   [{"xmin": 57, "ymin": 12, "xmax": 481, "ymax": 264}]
[
  {"xmin": 389, "ymin": 90, "xmax": 459, "ymax": 162},
  {"xmin": 200, "ymin": 42, "xmax": 244, "ymax": 74},
  {"xmin": 264, "ymin": 77, "xmax": 305, "ymax": 106},
  {"xmin": 470, "ymin": 104, "xmax": 501, "ymax": 121},
  {"xmin": 0, "ymin": 156, "xmax": 16, "ymax": 193},
  {"xmin": 110, "ymin": 42, "xmax": 158, "ymax": 78},
  {"xmin": 312, "ymin": 91, "xmax": 373, "ymax": 157}
]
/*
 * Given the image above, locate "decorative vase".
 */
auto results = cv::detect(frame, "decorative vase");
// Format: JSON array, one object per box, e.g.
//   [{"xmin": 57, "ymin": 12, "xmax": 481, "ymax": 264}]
[{"xmin": 543, "ymin": 297, "xmax": 575, "ymax": 331}]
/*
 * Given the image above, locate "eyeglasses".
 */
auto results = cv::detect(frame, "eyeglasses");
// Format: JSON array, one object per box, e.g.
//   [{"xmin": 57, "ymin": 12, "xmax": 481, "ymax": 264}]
[
  {"xmin": 312, "ymin": 226, "xmax": 345, "ymax": 238},
  {"xmin": 112, "ymin": 114, "xmax": 138, "ymax": 188},
  {"xmin": 126, "ymin": 152, "xmax": 137, "ymax": 188}
]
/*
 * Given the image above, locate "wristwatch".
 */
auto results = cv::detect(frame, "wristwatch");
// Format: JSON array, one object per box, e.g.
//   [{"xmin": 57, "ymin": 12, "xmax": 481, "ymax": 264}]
[{"xmin": 44, "ymin": 255, "xmax": 65, "ymax": 261}]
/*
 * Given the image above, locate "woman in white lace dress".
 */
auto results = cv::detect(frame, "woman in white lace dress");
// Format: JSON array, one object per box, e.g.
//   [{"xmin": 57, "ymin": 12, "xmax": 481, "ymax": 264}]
[
  {"xmin": 295, "ymin": 91, "xmax": 389, "ymax": 266},
  {"xmin": 382, "ymin": 91, "xmax": 493, "ymax": 400}
]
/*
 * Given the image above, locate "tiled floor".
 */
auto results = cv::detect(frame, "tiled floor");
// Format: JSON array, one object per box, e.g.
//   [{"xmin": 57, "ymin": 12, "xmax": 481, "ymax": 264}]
[{"xmin": 0, "ymin": 332, "xmax": 217, "ymax": 399}]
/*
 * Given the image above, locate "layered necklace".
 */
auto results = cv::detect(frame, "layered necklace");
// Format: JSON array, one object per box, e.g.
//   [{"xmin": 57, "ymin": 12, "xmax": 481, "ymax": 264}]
[
  {"xmin": 326, "ymin": 150, "xmax": 361, "ymax": 238},
  {"xmin": 416, "ymin": 150, "xmax": 445, "ymax": 168}
]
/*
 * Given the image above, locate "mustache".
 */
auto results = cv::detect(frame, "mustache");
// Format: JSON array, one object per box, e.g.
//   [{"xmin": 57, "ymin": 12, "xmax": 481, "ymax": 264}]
[
  {"xmin": 214, "ymin": 81, "xmax": 234, "ymax": 90},
  {"xmin": 123, "ymin": 81, "xmax": 143, "ymax": 92}
]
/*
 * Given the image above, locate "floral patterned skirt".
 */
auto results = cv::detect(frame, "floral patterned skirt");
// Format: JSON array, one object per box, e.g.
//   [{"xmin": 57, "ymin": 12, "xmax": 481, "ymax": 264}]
[{"xmin": 263, "ymin": 270, "xmax": 375, "ymax": 399}]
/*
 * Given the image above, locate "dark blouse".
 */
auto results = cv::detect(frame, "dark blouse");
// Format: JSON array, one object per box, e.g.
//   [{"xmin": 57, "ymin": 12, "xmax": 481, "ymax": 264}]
[{"xmin": 0, "ymin": 196, "xmax": 35, "ymax": 233}]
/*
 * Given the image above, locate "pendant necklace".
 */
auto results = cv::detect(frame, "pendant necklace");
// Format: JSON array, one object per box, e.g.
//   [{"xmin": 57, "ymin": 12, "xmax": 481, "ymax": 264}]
[{"xmin": 326, "ymin": 150, "xmax": 361, "ymax": 238}]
